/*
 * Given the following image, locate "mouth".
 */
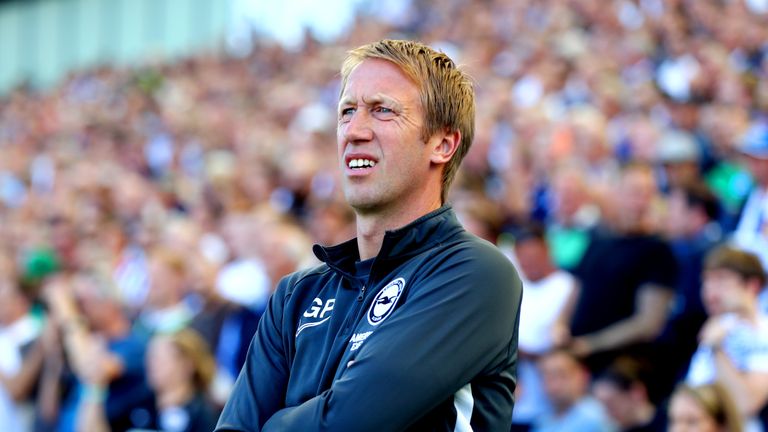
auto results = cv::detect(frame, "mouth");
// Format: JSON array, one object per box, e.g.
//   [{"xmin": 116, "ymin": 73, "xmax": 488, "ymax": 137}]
[
  {"xmin": 344, "ymin": 154, "xmax": 378, "ymax": 175},
  {"xmin": 347, "ymin": 158, "xmax": 377, "ymax": 169}
]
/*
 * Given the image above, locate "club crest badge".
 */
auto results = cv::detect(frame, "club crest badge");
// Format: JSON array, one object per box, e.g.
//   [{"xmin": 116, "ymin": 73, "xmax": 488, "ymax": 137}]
[{"xmin": 367, "ymin": 278, "xmax": 405, "ymax": 326}]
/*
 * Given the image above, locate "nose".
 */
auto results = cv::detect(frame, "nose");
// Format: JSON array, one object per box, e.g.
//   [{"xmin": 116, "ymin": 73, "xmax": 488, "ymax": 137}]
[{"xmin": 341, "ymin": 109, "xmax": 374, "ymax": 143}]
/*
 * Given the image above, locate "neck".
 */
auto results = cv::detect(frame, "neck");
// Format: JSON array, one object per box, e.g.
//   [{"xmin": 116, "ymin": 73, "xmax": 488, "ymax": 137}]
[
  {"xmin": 355, "ymin": 198, "xmax": 442, "ymax": 260},
  {"xmin": 157, "ymin": 382, "xmax": 196, "ymax": 409},
  {"xmin": 736, "ymin": 301, "xmax": 759, "ymax": 324}
]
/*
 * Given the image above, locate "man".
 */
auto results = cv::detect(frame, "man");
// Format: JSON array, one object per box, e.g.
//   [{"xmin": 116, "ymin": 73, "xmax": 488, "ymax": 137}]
[
  {"xmin": 42, "ymin": 271, "xmax": 156, "ymax": 432},
  {"xmin": 685, "ymin": 245, "xmax": 768, "ymax": 429},
  {"xmin": 216, "ymin": 40, "xmax": 522, "ymax": 431},
  {"xmin": 732, "ymin": 122, "xmax": 768, "ymax": 317},
  {"xmin": 732, "ymin": 122, "xmax": 768, "ymax": 271},
  {"xmin": 653, "ymin": 181, "xmax": 722, "ymax": 399},
  {"xmin": 592, "ymin": 358, "xmax": 666, "ymax": 432},
  {"xmin": 532, "ymin": 349, "xmax": 615, "ymax": 432},
  {"xmin": 566, "ymin": 163, "xmax": 677, "ymax": 375},
  {"xmin": 510, "ymin": 223, "xmax": 577, "ymax": 431}
]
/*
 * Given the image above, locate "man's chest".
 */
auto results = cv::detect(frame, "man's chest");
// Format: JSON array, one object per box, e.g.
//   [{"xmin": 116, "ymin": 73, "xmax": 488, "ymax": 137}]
[{"xmin": 283, "ymin": 273, "xmax": 411, "ymax": 405}]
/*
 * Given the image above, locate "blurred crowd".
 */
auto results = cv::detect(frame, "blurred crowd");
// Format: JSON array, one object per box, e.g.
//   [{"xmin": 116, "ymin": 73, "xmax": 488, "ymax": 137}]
[{"xmin": 1, "ymin": 0, "xmax": 768, "ymax": 431}]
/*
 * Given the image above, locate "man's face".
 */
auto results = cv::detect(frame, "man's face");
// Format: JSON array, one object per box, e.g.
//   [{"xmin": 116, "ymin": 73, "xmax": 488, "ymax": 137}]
[
  {"xmin": 618, "ymin": 169, "xmax": 656, "ymax": 223},
  {"xmin": 701, "ymin": 268, "xmax": 752, "ymax": 316},
  {"xmin": 337, "ymin": 59, "xmax": 435, "ymax": 214},
  {"xmin": 592, "ymin": 381, "xmax": 636, "ymax": 427},
  {"xmin": 539, "ymin": 352, "xmax": 588, "ymax": 410}
]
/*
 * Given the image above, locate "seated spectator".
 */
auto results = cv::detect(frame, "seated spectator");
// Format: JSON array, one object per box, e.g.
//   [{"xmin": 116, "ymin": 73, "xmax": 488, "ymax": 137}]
[
  {"xmin": 732, "ymin": 122, "xmax": 768, "ymax": 273},
  {"xmin": 145, "ymin": 329, "xmax": 220, "ymax": 432},
  {"xmin": 510, "ymin": 223, "xmax": 577, "ymax": 430},
  {"xmin": 653, "ymin": 181, "xmax": 723, "ymax": 399},
  {"xmin": 532, "ymin": 348, "xmax": 616, "ymax": 432},
  {"xmin": 215, "ymin": 212, "xmax": 271, "ymax": 313},
  {"xmin": 135, "ymin": 247, "xmax": 196, "ymax": 336},
  {"xmin": 592, "ymin": 357, "xmax": 666, "ymax": 432},
  {"xmin": 686, "ymin": 246, "xmax": 768, "ymax": 430},
  {"xmin": 545, "ymin": 162, "xmax": 600, "ymax": 271},
  {"xmin": 668, "ymin": 383, "xmax": 743, "ymax": 432},
  {"xmin": 42, "ymin": 271, "xmax": 155, "ymax": 432},
  {"xmin": 0, "ymin": 262, "xmax": 46, "ymax": 430},
  {"xmin": 186, "ymin": 251, "xmax": 260, "ymax": 407},
  {"xmin": 655, "ymin": 129, "xmax": 703, "ymax": 194}
]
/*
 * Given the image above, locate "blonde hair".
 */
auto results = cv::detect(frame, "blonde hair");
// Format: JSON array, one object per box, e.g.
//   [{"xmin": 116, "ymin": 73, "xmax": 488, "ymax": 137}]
[
  {"xmin": 672, "ymin": 383, "xmax": 744, "ymax": 432},
  {"xmin": 340, "ymin": 39, "xmax": 475, "ymax": 203},
  {"xmin": 165, "ymin": 328, "xmax": 216, "ymax": 392}
]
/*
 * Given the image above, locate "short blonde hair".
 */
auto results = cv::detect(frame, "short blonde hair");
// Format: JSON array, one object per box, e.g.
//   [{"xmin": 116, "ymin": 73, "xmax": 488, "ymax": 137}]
[{"xmin": 340, "ymin": 39, "xmax": 475, "ymax": 203}]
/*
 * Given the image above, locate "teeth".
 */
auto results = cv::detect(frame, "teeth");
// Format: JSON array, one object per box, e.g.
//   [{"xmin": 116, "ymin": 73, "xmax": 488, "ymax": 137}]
[{"xmin": 348, "ymin": 159, "xmax": 376, "ymax": 168}]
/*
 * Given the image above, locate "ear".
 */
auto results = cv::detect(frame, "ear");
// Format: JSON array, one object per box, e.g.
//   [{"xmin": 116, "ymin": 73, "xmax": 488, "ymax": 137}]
[{"xmin": 429, "ymin": 129, "xmax": 461, "ymax": 165}]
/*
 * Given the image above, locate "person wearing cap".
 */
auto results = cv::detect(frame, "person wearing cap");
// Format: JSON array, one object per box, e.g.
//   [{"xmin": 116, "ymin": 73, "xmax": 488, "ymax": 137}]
[
  {"xmin": 732, "ymin": 122, "xmax": 768, "ymax": 274},
  {"xmin": 656, "ymin": 129, "xmax": 702, "ymax": 193},
  {"xmin": 732, "ymin": 121, "xmax": 768, "ymax": 320}
]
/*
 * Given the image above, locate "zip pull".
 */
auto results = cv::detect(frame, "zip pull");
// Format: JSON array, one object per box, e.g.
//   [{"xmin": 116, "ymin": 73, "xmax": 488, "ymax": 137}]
[{"xmin": 357, "ymin": 285, "xmax": 366, "ymax": 301}]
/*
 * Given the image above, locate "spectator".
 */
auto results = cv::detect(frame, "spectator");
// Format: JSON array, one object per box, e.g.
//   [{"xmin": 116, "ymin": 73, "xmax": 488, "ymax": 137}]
[
  {"xmin": 134, "ymin": 247, "xmax": 195, "ymax": 336},
  {"xmin": 0, "ymin": 263, "xmax": 45, "ymax": 430},
  {"xmin": 145, "ymin": 329, "xmax": 220, "ymax": 432},
  {"xmin": 546, "ymin": 162, "xmax": 601, "ymax": 271},
  {"xmin": 686, "ymin": 245, "xmax": 768, "ymax": 430},
  {"xmin": 532, "ymin": 348, "xmax": 616, "ymax": 432},
  {"xmin": 732, "ymin": 122, "xmax": 768, "ymax": 277},
  {"xmin": 653, "ymin": 181, "xmax": 723, "ymax": 399},
  {"xmin": 655, "ymin": 129, "xmax": 703, "ymax": 194},
  {"xmin": 43, "ymin": 272, "xmax": 155, "ymax": 432},
  {"xmin": 510, "ymin": 223, "xmax": 578, "ymax": 431},
  {"xmin": 592, "ymin": 357, "xmax": 667, "ymax": 432},
  {"xmin": 668, "ymin": 383, "xmax": 744, "ymax": 432},
  {"xmin": 567, "ymin": 163, "xmax": 677, "ymax": 374}
]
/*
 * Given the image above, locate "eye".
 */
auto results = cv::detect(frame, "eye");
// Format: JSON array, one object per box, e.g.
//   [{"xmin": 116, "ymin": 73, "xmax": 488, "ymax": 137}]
[
  {"xmin": 372, "ymin": 106, "xmax": 396, "ymax": 119},
  {"xmin": 339, "ymin": 107, "xmax": 355, "ymax": 122}
]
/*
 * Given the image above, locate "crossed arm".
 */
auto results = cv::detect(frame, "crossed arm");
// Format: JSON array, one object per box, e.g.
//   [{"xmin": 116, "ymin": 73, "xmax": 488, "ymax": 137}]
[{"xmin": 217, "ymin": 250, "xmax": 522, "ymax": 431}]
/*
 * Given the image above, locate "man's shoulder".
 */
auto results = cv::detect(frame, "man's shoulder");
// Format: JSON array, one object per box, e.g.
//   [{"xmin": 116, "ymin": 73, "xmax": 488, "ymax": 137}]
[
  {"xmin": 278, "ymin": 263, "xmax": 335, "ymax": 296},
  {"xmin": 445, "ymin": 232, "xmax": 517, "ymax": 269},
  {"xmin": 419, "ymin": 232, "xmax": 521, "ymax": 294}
]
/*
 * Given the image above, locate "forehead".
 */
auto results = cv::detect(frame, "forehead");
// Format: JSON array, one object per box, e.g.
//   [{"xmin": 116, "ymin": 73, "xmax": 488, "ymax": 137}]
[
  {"xmin": 704, "ymin": 267, "xmax": 742, "ymax": 282},
  {"xmin": 340, "ymin": 58, "xmax": 420, "ymax": 105}
]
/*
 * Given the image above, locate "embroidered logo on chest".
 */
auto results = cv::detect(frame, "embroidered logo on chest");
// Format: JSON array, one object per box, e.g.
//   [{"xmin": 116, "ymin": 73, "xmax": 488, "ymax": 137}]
[{"xmin": 367, "ymin": 278, "xmax": 405, "ymax": 326}]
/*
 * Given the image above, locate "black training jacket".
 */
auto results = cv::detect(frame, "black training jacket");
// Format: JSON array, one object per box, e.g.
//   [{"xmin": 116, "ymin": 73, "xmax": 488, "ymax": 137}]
[{"xmin": 215, "ymin": 206, "xmax": 522, "ymax": 431}]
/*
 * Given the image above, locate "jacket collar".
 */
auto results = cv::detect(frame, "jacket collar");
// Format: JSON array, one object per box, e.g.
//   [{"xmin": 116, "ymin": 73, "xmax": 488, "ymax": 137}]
[{"xmin": 312, "ymin": 206, "xmax": 463, "ymax": 278}]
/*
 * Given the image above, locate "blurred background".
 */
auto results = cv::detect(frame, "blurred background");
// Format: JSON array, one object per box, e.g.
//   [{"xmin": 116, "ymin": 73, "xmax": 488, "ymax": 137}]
[{"xmin": 1, "ymin": 0, "xmax": 768, "ymax": 431}]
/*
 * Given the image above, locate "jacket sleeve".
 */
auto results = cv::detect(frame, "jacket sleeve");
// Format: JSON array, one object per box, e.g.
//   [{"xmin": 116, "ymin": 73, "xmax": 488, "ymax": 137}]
[
  {"xmin": 263, "ymin": 244, "xmax": 522, "ymax": 431},
  {"xmin": 215, "ymin": 279, "xmax": 291, "ymax": 432}
]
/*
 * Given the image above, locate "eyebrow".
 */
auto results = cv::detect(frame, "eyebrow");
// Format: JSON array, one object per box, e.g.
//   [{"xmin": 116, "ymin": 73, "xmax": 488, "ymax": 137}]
[{"xmin": 338, "ymin": 93, "xmax": 404, "ymax": 111}]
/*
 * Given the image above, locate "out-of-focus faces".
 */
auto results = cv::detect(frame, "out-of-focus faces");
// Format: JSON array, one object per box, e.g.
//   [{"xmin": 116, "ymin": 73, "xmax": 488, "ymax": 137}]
[
  {"xmin": 513, "ymin": 238, "xmax": 550, "ymax": 282},
  {"xmin": 701, "ymin": 268, "xmax": 752, "ymax": 316},
  {"xmin": 618, "ymin": 168, "xmax": 656, "ymax": 224},
  {"xmin": 539, "ymin": 351, "xmax": 590, "ymax": 412},
  {"xmin": 592, "ymin": 381, "xmax": 635, "ymax": 428},
  {"xmin": 668, "ymin": 391, "xmax": 720, "ymax": 432},
  {"xmin": 147, "ymin": 336, "xmax": 190, "ymax": 392}
]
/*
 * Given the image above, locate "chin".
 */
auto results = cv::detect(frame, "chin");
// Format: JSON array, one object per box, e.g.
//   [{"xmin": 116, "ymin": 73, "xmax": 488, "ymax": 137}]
[{"xmin": 344, "ymin": 191, "xmax": 383, "ymax": 212}]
